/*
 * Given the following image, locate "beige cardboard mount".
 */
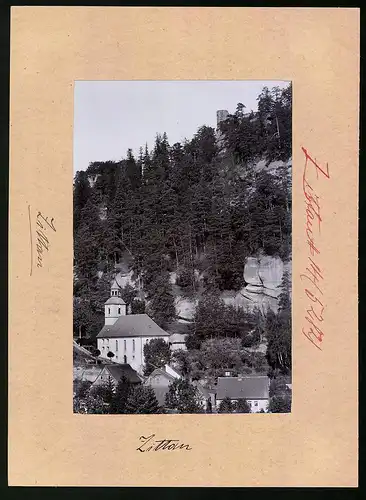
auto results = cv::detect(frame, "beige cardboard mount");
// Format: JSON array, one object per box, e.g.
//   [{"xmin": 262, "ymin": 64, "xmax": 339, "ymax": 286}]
[{"xmin": 9, "ymin": 7, "xmax": 359, "ymax": 487}]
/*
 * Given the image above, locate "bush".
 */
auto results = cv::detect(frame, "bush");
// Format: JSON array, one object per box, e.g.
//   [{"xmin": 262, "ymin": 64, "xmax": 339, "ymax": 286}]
[
  {"xmin": 268, "ymin": 395, "xmax": 291, "ymax": 413},
  {"xmin": 90, "ymin": 380, "xmax": 115, "ymax": 405},
  {"xmin": 269, "ymin": 376, "xmax": 289, "ymax": 397},
  {"xmin": 143, "ymin": 338, "xmax": 171, "ymax": 376},
  {"xmin": 216, "ymin": 265, "xmax": 244, "ymax": 291},
  {"xmin": 176, "ymin": 268, "xmax": 197, "ymax": 298},
  {"xmin": 73, "ymin": 379, "xmax": 92, "ymax": 399},
  {"xmin": 176, "ymin": 268, "xmax": 193, "ymax": 288},
  {"xmin": 131, "ymin": 299, "xmax": 145, "ymax": 314},
  {"xmin": 235, "ymin": 398, "xmax": 251, "ymax": 413},
  {"xmin": 73, "ymin": 394, "xmax": 106, "ymax": 414},
  {"xmin": 218, "ymin": 397, "xmax": 235, "ymax": 413}
]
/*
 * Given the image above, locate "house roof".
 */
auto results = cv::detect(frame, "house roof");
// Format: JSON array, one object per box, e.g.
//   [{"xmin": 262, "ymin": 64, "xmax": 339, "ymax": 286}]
[
  {"xmin": 165, "ymin": 321, "xmax": 191, "ymax": 334},
  {"xmin": 105, "ymin": 364, "xmax": 142, "ymax": 384},
  {"xmin": 146, "ymin": 367, "xmax": 178, "ymax": 384},
  {"xmin": 216, "ymin": 376, "xmax": 269, "ymax": 400},
  {"xmin": 104, "ymin": 296, "xmax": 126, "ymax": 305},
  {"xmin": 97, "ymin": 314, "xmax": 170, "ymax": 339},
  {"xmin": 169, "ymin": 333, "xmax": 187, "ymax": 343},
  {"xmin": 165, "ymin": 365, "xmax": 182, "ymax": 378}
]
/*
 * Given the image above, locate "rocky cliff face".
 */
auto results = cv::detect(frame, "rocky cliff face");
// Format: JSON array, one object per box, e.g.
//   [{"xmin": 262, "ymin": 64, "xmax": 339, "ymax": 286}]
[
  {"xmin": 174, "ymin": 255, "xmax": 290, "ymax": 320},
  {"xmin": 113, "ymin": 254, "xmax": 290, "ymax": 322},
  {"xmin": 235, "ymin": 255, "xmax": 290, "ymax": 313}
]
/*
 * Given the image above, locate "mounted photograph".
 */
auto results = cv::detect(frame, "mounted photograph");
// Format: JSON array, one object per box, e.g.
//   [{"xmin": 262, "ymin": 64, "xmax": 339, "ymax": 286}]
[{"xmin": 73, "ymin": 80, "xmax": 292, "ymax": 415}]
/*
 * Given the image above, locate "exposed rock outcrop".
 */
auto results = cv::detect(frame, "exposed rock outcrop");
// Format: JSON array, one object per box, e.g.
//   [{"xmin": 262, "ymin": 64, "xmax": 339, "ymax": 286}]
[
  {"xmin": 236, "ymin": 255, "xmax": 290, "ymax": 313},
  {"xmin": 112, "ymin": 254, "xmax": 290, "ymax": 321}
]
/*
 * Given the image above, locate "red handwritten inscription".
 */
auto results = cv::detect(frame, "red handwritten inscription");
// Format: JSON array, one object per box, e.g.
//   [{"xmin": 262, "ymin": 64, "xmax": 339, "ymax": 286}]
[{"xmin": 300, "ymin": 147, "xmax": 330, "ymax": 350}]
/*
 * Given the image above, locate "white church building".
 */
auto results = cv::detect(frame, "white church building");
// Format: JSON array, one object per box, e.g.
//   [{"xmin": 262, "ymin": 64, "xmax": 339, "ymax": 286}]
[{"xmin": 96, "ymin": 279, "xmax": 171, "ymax": 374}]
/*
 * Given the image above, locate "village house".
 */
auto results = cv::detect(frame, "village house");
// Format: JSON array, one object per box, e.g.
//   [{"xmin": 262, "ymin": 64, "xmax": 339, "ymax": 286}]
[
  {"xmin": 96, "ymin": 279, "xmax": 171, "ymax": 374},
  {"xmin": 91, "ymin": 363, "xmax": 142, "ymax": 390},
  {"xmin": 165, "ymin": 321, "xmax": 188, "ymax": 351},
  {"xmin": 168, "ymin": 332, "xmax": 187, "ymax": 351},
  {"xmin": 144, "ymin": 365, "xmax": 181, "ymax": 406},
  {"xmin": 214, "ymin": 375, "xmax": 270, "ymax": 413},
  {"xmin": 145, "ymin": 364, "xmax": 213, "ymax": 411}
]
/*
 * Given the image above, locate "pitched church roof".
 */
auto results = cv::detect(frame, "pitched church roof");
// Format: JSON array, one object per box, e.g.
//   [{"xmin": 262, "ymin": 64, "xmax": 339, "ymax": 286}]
[{"xmin": 97, "ymin": 314, "xmax": 170, "ymax": 339}]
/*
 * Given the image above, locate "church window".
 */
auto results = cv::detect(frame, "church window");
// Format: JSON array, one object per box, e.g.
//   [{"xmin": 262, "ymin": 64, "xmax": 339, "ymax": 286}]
[
  {"xmin": 118, "ymin": 307, "xmax": 121, "ymax": 314},
  {"xmin": 116, "ymin": 340, "xmax": 118, "ymax": 351},
  {"xmin": 124, "ymin": 340, "xmax": 126, "ymax": 350},
  {"xmin": 108, "ymin": 308, "xmax": 110, "ymax": 315},
  {"xmin": 124, "ymin": 355, "xmax": 127, "ymax": 363},
  {"xmin": 133, "ymin": 339, "xmax": 135, "ymax": 352}
]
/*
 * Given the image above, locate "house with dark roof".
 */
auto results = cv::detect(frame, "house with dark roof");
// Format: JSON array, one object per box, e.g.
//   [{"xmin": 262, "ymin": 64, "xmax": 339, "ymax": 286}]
[
  {"xmin": 91, "ymin": 363, "xmax": 143, "ymax": 389},
  {"xmin": 215, "ymin": 375, "xmax": 270, "ymax": 413},
  {"xmin": 165, "ymin": 322, "xmax": 189, "ymax": 351},
  {"xmin": 96, "ymin": 279, "xmax": 170, "ymax": 374}
]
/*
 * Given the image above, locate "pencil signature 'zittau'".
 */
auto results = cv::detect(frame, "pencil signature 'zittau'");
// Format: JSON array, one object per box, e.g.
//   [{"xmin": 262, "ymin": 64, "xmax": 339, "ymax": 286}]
[{"xmin": 28, "ymin": 206, "xmax": 56, "ymax": 276}]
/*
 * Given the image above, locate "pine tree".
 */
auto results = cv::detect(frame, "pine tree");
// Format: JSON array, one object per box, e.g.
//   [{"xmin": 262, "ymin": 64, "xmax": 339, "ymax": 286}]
[
  {"xmin": 146, "ymin": 272, "xmax": 176, "ymax": 327},
  {"xmin": 165, "ymin": 379, "xmax": 203, "ymax": 413},
  {"xmin": 73, "ymin": 170, "xmax": 91, "ymax": 234},
  {"xmin": 278, "ymin": 270, "xmax": 291, "ymax": 312},
  {"xmin": 110, "ymin": 375, "xmax": 132, "ymax": 414},
  {"xmin": 90, "ymin": 377, "xmax": 115, "ymax": 407},
  {"xmin": 125, "ymin": 386, "xmax": 161, "ymax": 414},
  {"xmin": 266, "ymin": 307, "xmax": 291, "ymax": 375},
  {"xmin": 193, "ymin": 291, "xmax": 226, "ymax": 345}
]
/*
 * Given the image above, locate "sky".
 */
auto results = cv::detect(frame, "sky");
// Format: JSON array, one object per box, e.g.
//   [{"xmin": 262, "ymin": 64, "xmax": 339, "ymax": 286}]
[{"xmin": 74, "ymin": 80, "xmax": 290, "ymax": 173}]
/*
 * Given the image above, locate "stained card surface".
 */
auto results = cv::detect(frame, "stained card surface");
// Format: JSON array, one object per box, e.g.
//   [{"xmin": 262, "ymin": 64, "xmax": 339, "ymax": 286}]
[{"xmin": 9, "ymin": 7, "xmax": 359, "ymax": 487}]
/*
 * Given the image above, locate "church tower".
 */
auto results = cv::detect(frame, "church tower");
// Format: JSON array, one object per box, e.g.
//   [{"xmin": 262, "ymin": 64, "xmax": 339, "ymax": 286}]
[{"xmin": 104, "ymin": 278, "xmax": 127, "ymax": 326}]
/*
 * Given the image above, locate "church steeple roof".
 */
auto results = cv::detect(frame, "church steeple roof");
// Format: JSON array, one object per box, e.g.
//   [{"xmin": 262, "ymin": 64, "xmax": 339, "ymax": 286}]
[
  {"xmin": 105, "ymin": 296, "xmax": 126, "ymax": 305},
  {"xmin": 111, "ymin": 278, "xmax": 120, "ymax": 290},
  {"xmin": 105, "ymin": 276, "xmax": 126, "ymax": 305}
]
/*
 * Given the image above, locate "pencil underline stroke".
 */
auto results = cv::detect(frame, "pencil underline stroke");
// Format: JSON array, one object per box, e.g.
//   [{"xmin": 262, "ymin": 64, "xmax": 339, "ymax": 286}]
[{"xmin": 28, "ymin": 204, "xmax": 33, "ymax": 276}]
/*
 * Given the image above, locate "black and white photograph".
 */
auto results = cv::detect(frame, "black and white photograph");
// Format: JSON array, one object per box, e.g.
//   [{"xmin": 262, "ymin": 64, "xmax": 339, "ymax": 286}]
[{"xmin": 73, "ymin": 80, "xmax": 292, "ymax": 415}]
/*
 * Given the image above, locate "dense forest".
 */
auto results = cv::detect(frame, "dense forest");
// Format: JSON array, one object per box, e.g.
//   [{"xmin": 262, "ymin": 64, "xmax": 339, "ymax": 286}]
[{"xmin": 73, "ymin": 84, "xmax": 292, "ymax": 376}]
